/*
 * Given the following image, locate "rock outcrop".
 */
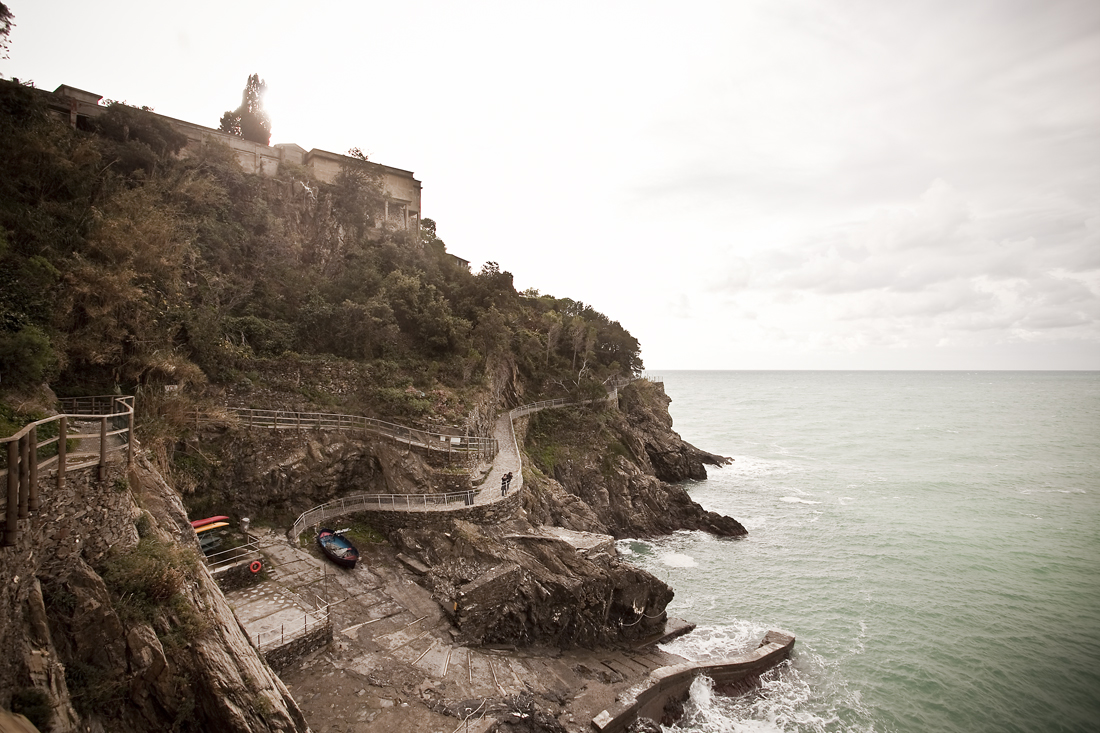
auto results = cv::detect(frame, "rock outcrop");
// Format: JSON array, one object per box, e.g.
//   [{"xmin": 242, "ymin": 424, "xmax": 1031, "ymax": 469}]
[
  {"xmin": 521, "ymin": 380, "xmax": 746, "ymax": 539},
  {"xmin": 387, "ymin": 516, "xmax": 674, "ymax": 648}
]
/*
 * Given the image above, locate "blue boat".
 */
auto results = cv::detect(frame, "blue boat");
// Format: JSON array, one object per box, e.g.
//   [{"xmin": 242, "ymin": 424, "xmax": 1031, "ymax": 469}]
[{"xmin": 317, "ymin": 528, "xmax": 359, "ymax": 568}]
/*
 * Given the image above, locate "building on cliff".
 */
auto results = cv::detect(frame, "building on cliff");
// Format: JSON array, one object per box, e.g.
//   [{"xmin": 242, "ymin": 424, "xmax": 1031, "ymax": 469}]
[{"xmin": 42, "ymin": 84, "xmax": 423, "ymax": 234}]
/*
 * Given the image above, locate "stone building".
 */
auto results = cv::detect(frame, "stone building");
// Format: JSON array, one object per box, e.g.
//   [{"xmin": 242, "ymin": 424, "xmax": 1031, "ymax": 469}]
[{"xmin": 42, "ymin": 84, "xmax": 422, "ymax": 234}]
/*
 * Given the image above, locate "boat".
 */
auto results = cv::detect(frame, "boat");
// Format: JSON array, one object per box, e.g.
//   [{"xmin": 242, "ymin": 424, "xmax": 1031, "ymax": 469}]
[
  {"xmin": 317, "ymin": 527, "xmax": 359, "ymax": 568},
  {"xmin": 191, "ymin": 515, "xmax": 229, "ymax": 529},
  {"xmin": 194, "ymin": 521, "xmax": 229, "ymax": 534},
  {"xmin": 199, "ymin": 533, "xmax": 223, "ymax": 554}
]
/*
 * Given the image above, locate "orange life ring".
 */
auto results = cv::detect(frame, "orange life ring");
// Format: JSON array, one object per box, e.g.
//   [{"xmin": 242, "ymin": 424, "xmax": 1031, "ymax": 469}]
[{"xmin": 249, "ymin": 560, "xmax": 263, "ymax": 573}]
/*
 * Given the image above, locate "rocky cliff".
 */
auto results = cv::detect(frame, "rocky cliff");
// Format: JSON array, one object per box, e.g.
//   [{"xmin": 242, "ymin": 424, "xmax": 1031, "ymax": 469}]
[
  {"xmin": 0, "ymin": 454, "xmax": 310, "ymax": 733},
  {"xmin": 521, "ymin": 379, "xmax": 746, "ymax": 539}
]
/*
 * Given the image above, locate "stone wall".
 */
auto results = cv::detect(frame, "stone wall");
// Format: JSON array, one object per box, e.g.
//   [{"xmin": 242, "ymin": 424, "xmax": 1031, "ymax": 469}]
[
  {"xmin": 212, "ymin": 557, "xmax": 266, "ymax": 592},
  {"xmin": 0, "ymin": 459, "xmax": 133, "ymax": 729},
  {"xmin": 262, "ymin": 623, "xmax": 333, "ymax": 672}
]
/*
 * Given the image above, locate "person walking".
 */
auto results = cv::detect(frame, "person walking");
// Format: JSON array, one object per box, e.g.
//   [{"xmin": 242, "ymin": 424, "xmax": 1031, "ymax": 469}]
[{"xmin": 501, "ymin": 475, "xmax": 508, "ymax": 496}]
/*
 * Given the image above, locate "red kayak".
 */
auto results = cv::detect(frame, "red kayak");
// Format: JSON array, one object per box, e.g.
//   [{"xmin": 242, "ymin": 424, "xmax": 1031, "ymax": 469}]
[{"xmin": 190, "ymin": 515, "xmax": 229, "ymax": 529}]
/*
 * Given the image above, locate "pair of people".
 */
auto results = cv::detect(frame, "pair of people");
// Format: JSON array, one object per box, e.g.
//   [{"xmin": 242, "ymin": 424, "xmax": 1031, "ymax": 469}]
[{"xmin": 500, "ymin": 471, "xmax": 513, "ymax": 496}]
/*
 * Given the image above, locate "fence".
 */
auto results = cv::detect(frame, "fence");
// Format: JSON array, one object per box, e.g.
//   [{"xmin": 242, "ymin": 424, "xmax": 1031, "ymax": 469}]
[
  {"xmin": 2, "ymin": 395, "xmax": 135, "ymax": 547},
  {"xmin": 203, "ymin": 540, "xmax": 262, "ymax": 570},
  {"xmin": 254, "ymin": 604, "xmax": 332, "ymax": 652},
  {"xmin": 289, "ymin": 489, "xmax": 477, "ymax": 540},
  {"xmin": 199, "ymin": 407, "xmax": 498, "ymax": 461}
]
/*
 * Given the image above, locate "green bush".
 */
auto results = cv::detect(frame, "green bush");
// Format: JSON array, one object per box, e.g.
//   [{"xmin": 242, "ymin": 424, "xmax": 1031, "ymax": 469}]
[
  {"xmin": 102, "ymin": 537, "xmax": 199, "ymax": 624},
  {"xmin": 0, "ymin": 325, "xmax": 56, "ymax": 388},
  {"xmin": 9, "ymin": 687, "xmax": 52, "ymax": 730}
]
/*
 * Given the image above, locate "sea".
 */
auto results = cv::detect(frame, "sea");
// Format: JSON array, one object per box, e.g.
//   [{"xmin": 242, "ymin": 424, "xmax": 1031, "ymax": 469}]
[{"xmin": 618, "ymin": 371, "xmax": 1100, "ymax": 733}]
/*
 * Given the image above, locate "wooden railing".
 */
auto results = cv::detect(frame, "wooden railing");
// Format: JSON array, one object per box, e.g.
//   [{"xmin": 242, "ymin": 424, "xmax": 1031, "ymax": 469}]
[{"xmin": 2, "ymin": 395, "xmax": 135, "ymax": 547}]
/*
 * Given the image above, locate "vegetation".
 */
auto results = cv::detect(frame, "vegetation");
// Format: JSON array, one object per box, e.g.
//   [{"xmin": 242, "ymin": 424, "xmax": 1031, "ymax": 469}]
[
  {"xmin": 9, "ymin": 687, "xmax": 52, "ymax": 731},
  {"xmin": 0, "ymin": 78, "xmax": 642, "ymax": 447},
  {"xmin": 219, "ymin": 73, "xmax": 271, "ymax": 145},
  {"xmin": 0, "ymin": 3, "xmax": 13, "ymax": 60},
  {"xmin": 101, "ymin": 535, "xmax": 207, "ymax": 641}
]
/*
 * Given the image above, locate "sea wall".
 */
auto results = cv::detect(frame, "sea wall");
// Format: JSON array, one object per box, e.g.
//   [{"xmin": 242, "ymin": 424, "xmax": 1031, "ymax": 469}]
[{"xmin": 591, "ymin": 630, "xmax": 796, "ymax": 733}]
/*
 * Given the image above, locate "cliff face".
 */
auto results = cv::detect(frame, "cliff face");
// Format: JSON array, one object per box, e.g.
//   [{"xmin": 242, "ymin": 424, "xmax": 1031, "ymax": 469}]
[
  {"xmin": 175, "ymin": 425, "xmax": 440, "ymax": 525},
  {"xmin": 521, "ymin": 380, "xmax": 746, "ymax": 539},
  {"xmin": 0, "ymin": 455, "xmax": 309, "ymax": 733}
]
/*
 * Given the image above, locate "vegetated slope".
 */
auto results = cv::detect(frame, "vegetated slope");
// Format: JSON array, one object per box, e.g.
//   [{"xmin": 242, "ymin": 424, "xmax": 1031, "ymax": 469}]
[{"xmin": 0, "ymin": 78, "xmax": 642, "ymax": 439}]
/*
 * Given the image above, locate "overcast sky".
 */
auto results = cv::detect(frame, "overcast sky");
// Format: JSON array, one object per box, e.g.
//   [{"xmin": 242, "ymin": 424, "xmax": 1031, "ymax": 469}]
[{"xmin": 4, "ymin": 0, "xmax": 1098, "ymax": 369}]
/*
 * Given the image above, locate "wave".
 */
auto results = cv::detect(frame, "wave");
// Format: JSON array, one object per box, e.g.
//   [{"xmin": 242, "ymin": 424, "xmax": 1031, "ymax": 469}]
[
  {"xmin": 780, "ymin": 497, "xmax": 821, "ymax": 505},
  {"xmin": 662, "ymin": 552, "xmax": 699, "ymax": 568}
]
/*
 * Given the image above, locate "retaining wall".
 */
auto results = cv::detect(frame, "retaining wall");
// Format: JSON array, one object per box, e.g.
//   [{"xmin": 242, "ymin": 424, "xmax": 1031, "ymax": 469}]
[
  {"xmin": 0, "ymin": 460, "xmax": 136, "ymax": 566},
  {"xmin": 262, "ymin": 623, "xmax": 333, "ymax": 671}
]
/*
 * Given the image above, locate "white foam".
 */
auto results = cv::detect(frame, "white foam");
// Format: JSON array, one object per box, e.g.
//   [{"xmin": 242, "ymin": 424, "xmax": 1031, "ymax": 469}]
[
  {"xmin": 780, "ymin": 497, "xmax": 821, "ymax": 504},
  {"xmin": 661, "ymin": 552, "xmax": 698, "ymax": 568}
]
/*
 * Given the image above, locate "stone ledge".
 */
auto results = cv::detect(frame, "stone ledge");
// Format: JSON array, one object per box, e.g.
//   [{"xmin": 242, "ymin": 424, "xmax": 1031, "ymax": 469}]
[{"xmin": 591, "ymin": 629, "xmax": 795, "ymax": 733}]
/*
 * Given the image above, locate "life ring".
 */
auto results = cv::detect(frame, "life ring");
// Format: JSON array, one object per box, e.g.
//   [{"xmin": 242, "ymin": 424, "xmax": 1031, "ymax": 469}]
[{"xmin": 249, "ymin": 560, "xmax": 263, "ymax": 574}]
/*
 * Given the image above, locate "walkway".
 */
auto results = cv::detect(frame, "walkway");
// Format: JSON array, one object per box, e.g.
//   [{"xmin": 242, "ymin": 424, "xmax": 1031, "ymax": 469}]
[{"xmin": 286, "ymin": 388, "xmax": 623, "ymax": 537}]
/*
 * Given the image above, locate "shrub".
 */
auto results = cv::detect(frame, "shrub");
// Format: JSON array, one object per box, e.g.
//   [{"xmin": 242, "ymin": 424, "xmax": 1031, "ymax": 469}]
[
  {"xmin": 102, "ymin": 536, "xmax": 199, "ymax": 624},
  {"xmin": 9, "ymin": 687, "xmax": 52, "ymax": 731},
  {"xmin": 0, "ymin": 325, "xmax": 56, "ymax": 387}
]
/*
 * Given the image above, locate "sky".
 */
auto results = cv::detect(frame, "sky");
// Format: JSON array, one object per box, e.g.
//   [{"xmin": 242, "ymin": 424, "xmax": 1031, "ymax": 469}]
[{"xmin": 3, "ymin": 0, "xmax": 1098, "ymax": 370}]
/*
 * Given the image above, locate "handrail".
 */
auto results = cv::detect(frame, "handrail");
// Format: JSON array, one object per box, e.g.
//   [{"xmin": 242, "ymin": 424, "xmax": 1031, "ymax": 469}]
[
  {"xmin": 2, "ymin": 395, "xmax": 136, "ymax": 547},
  {"xmin": 287, "ymin": 382, "xmax": 628, "ymax": 540},
  {"xmin": 254, "ymin": 604, "xmax": 333, "ymax": 653},
  {"xmin": 198, "ymin": 407, "xmax": 498, "ymax": 459}
]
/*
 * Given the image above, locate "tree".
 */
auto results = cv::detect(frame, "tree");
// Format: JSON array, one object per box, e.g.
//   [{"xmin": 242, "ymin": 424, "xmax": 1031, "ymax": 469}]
[
  {"xmin": 219, "ymin": 74, "xmax": 271, "ymax": 145},
  {"xmin": 0, "ymin": 3, "xmax": 13, "ymax": 60}
]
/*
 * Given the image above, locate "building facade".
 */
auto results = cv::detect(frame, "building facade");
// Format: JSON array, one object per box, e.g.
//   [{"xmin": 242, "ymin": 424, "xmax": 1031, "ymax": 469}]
[{"xmin": 44, "ymin": 85, "xmax": 422, "ymax": 234}]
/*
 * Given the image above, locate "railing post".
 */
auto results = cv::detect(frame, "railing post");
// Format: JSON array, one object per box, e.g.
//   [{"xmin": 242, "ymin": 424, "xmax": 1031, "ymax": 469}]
[
  {"xmin": 57, "ymin": 415, "xmax": 67, "ymax": 491},
  {"xmin": 28, "ymin": 426, "xmax": 38, "ymax": 512},
  {"xmin": 127, "ymin": 406, "xmax": 135, "ymax": 467},
  {"xmin": 4, "ymin": 441, "xmax": 18, "ymax": 546},
  {"xmin": 98, "ymin": 416, "xmax": 108, "ymax": 481},
  {"xmin": 18, "ymin": 433, "xmax": 30, "ymax": 519}
]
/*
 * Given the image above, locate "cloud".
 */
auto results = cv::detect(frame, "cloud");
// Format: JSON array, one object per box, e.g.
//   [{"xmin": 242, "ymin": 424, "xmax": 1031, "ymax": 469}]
[{"xmin": 708, "ymin": 178, "xmax": 1100, "ymax": 356}]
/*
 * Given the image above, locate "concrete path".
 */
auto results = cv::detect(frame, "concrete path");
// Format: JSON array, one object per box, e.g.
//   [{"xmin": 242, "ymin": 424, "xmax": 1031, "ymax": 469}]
[{"xmin": 471, "ymin": 413, "xmax": 522, "ymax": 505}]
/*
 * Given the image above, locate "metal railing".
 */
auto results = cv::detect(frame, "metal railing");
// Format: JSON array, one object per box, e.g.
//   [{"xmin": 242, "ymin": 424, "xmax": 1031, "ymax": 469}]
[
  {"xmin": 2, "ymin": 395, "xmax": 135, "ymax": 547},
  {"xmin": 286, "ymin": 385, "xmax": 631, "ymax": 541},
  {"xmin": 199, "ymin": 407, "xmax": 498, "ymax": 460},
  {"xmin": 289, "ymin": 488, "xmax": 477, "ymax": 539},
  {"xmin": 254, "ymin": 605, "xmax": 332, "ymax": 653},
  {"xmin": 203, "ymin": 540, "xmax": 262, "ymax": 571}
]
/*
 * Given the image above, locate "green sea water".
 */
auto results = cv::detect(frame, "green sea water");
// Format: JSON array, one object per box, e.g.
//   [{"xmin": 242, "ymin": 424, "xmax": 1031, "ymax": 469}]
[{"xmin": 620, "ymin": 371, "xmax": 1100, "ymax": 733}]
